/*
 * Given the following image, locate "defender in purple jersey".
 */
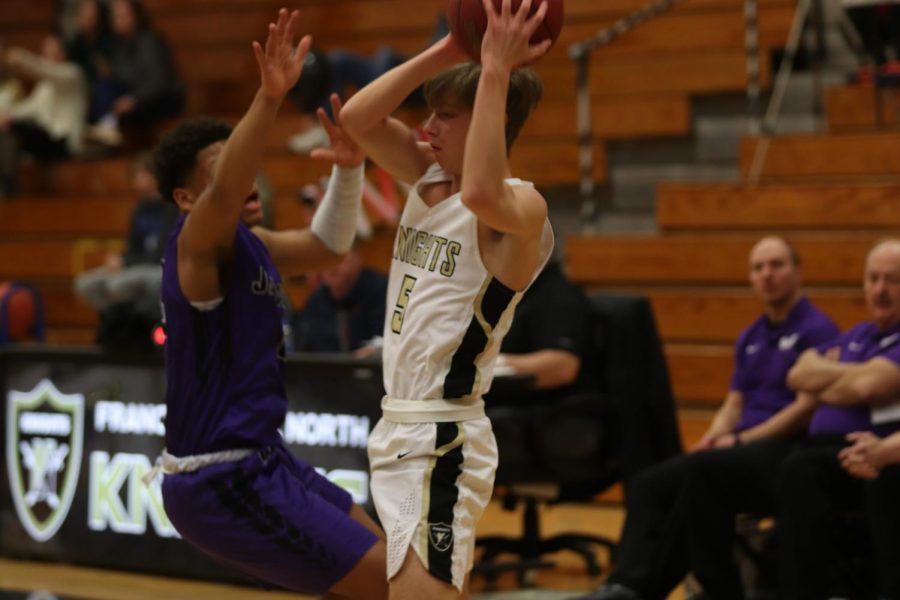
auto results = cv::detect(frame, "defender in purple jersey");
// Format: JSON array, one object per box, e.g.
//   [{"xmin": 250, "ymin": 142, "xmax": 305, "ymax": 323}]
[
  {"xmin": 678, "ymin": 239, "xmax": 900, "ymax": 600},
  {"xmin": 151, "ymin": 10, "xmax": 387, "ymax": 599},
  {"xmin": 572, "ymin": 237, "xmax": 840, "ymax": 600}
]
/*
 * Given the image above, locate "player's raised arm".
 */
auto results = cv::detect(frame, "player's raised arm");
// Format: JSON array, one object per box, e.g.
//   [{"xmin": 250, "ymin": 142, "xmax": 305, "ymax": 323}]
[
  {"xmin": 254, "ymin": 94, "xmax": 366, "ymax": 277},
  {"xmin": 339, "ymin": 35, "xmax": 467, "ymax": 184},
  {"xmin": 178, "ymin": 10, "xmax": 310, "ymax": 292},
  {"xmin": 460, "ymin": 0, "xmax": 550, "ymax": 236}
]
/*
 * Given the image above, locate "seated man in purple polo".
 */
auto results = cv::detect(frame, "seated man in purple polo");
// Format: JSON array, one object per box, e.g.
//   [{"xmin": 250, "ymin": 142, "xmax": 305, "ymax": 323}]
[
  {"xmin": 572, "ymin": 236, "xmax": 839, "ymax": 600},
  {"xmin": 776, "ymin": 238, "xmax": 900, "ymax": 600},
  {"xmin": 683, "ymin": 238, "xmax": 900, "ymax": 600}
]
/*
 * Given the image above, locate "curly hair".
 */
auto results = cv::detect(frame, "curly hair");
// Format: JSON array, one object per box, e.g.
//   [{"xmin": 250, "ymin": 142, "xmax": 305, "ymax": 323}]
[{"xmin": 153, "ymin": 118, "xmax": 232, "ymax": 204}]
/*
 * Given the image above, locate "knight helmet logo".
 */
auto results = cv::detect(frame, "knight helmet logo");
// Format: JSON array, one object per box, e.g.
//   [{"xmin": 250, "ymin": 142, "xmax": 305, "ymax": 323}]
[
  {"xmin": 6, "ymin": 379, "xmax": 84, "ymax": 542},
  {"xmin": 428, "ymin": 521, "xmax": 453, "ymax": 553}
]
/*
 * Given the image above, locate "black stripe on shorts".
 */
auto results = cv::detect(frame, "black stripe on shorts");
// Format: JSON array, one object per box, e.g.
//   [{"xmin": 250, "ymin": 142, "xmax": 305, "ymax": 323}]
[{"xmin": 425, "ymin": 422, "xmax": 465, "ymax": 585}]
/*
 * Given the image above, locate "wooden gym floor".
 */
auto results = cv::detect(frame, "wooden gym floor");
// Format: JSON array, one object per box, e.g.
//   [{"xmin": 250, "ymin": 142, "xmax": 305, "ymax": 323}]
[{"xmin": 0, "ymin": 501, "xmax": 687, "ymax": 599}]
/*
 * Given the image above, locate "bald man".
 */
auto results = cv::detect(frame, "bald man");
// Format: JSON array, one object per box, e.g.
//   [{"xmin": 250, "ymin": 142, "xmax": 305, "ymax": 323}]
[
  {"xmin": 685, "ymin": 239, "xmax": 900, "ymax": 600},
  {"xmin": 775, "ymin": 239, "xmax": 900, "ymax": 600},
  {"xmin": 573, "ymin": 237, "xmax": 839, "ymax": 600}
]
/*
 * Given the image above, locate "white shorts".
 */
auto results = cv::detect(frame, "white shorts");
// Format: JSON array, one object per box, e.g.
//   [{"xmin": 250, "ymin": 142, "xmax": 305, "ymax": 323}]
[{"xmin": 367, "ymin": 416, "xmax": 498, "ymax": 592}]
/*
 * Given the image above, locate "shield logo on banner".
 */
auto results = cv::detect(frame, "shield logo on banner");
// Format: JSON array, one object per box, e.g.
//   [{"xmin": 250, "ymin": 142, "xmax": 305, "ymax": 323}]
[{"xmin": 6, "ymin": 379, "xmax": 84, "ymax": 542}]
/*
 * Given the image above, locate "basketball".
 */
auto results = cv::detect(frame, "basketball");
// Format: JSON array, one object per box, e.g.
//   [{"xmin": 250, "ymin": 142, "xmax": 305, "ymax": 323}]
[{"xmin": 447, "ymin": 0, "xmax": 564, "ymax": 62}]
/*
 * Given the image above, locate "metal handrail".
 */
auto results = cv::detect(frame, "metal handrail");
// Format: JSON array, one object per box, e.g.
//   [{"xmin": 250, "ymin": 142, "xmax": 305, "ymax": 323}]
[
  {"xmin": 568, "ymin": 0, "xmax": 684, "ymax": 228},
  {"xmin": 747, "ymin": 0, "xmax": 813, "ymax": 183}
]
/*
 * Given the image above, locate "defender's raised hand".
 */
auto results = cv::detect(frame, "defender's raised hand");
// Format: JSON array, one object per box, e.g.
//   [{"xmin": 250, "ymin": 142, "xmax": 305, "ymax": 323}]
[
  {"xmin": 252, "ymin": 8, "xmax": 312, "ymax": 101},
  {"xmin": 311, "ymin": 94, "xmax": 365, "ymax": 168}
]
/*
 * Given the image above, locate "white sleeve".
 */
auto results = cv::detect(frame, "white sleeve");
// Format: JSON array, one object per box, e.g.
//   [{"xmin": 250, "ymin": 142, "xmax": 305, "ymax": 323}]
[{"xmin": 310, "ymin": 163, "xmax": 364, "ymax": 253}]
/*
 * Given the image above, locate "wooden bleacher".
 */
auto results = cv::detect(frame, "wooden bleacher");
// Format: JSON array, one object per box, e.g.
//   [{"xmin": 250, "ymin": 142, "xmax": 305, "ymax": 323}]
[
  {"xmin": 567, "ymin": 82, "xmax": 900, "ymax": 447},
  {"xmin": 739, "ymin": 131, "xmax": 900, "ymax": 180},
  {"xmin": 3, "ymin": 0, "xmax": 805, "ymax": 444}
]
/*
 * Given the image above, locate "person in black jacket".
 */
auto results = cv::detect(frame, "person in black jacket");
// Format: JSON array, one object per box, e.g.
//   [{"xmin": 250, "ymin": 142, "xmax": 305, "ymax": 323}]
[{"xmin": 88, "ymin": 0, "xmax": 184, "ymax": 146}]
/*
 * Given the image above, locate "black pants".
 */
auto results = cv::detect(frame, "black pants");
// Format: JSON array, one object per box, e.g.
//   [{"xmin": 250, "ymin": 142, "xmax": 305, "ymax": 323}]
[
  {"xmin": 605, "ymin": 452, "xmax": 694, "ymax": 600},
  {"xmin": 684, "ymin": 438, "xmax": 796, "ymax": 600},
  {"xmin": 777, "ymin": 437, "xmax": 900, "ymax": 600},
  {"xmin": 867, "ymin": 463, "xmax": 900, "ymax": 599}
]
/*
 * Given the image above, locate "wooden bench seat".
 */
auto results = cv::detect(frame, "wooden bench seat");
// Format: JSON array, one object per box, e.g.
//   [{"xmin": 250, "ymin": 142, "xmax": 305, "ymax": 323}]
[
  {"xmin": 825, "ymin": 84, "xmax": 900, "ymax": 130},
  {"xmin": 740, "ymin": 132, "xmax": 900, "ymax": 180},
  {"xmin": 38, "ymin": 285, "xmax": 99, "ymax": 329},
  {"xmin": 0, "ymin": 239, "xmax": 122, "ymax": 281},
  {"xmin": 633, "ymin": 287, "xmax": 867, "ymax": 343},
  {"xmin": 521, "ymin": 95, "xmax": 691, "ymax": 140},
  {"xmin": 666, "ymin": 342, "xmax": 732, "ymax": 406},
  {"xmin": 20, "ymin": 158, "xmax": 134, "ymax": 196},
  {"xmin": 0, "ymin": 198, "xmax": 133, "ymax": 238},
  {"xmin": 657, "ymin": 182, "xmax": 900, "ymax": 230},
  {"xmin": 567, "ymin": 233, "xmax": 876, "ymax": 286}
]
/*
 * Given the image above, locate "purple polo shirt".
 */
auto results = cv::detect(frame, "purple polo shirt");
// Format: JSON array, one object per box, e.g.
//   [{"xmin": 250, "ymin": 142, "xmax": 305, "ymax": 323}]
[
  {"xmin": 808, "ymin": 321, "xmax": 900, "ymax": 437},
  {"xmin": 732, "ymin": 297, "xmax": 840, "ymax": 432}
]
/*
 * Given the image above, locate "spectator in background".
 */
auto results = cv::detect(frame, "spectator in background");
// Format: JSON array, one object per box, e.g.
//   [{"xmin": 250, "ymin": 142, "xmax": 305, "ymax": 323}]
[
  {"xmin": 680, "ymin": 239, "xmax": 900, "ymax": 600},
  {"xmin": 64, "ymin": 0, "xmax": 117, "ymax": 125},
  {"xmin": 841, "ymin": 0, "xmax": 900, "ymax": 80},
  {"xmin": 0, "ymin": 35, "xmax": 87, "ymax": 198},
  {"xmin": 573, "ymin": 236, "xmax": 839, "ymax": 600},
  {"xmin": 293, "ymin": 244, "xmax": 387, "ymax": 355},
  {"xmin": 74, "ymin": 151, "xmax": 177, "ymax": 332},
  {"xmin": 769, "ymin": 238, "xmax": 900, "ymax": 600},
  {"xmin": 488, "ymin": 258, "xmax": 596, "ymax": 406},
  {"xmin": 88, "ymin": 0, "xmax": 185, "ymax": 147},
  {"xmin": 286, "ymin": 13, "xmax": 448, "ymax": 154}
]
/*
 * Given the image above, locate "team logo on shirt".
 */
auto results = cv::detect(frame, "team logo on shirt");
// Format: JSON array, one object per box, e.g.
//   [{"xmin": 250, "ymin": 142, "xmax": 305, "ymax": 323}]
[
  {"xmin": 428, "ymin": 521, "xmax": 454, "ymax": 552},
  {"xmin": 778, "ymin": 333, "xmax": 799, "ymax": 351},
  {"xmin": 6, "ymin": 379, "xmax": 84, "ymax": 542},
  {"xmin": 881, "ymin": 333, "xmax": 900, "ymax": 349},
  {"xmin": 745, "ymin": 344, "xmax": 760, "ymax": 355},
  {"xmin": 251, "ymin": 265, "xmax": 283, "ymax": 298}
]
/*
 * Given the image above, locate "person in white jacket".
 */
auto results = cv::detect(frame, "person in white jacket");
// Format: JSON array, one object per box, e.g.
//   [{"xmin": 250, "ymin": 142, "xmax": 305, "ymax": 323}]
[{"xmin": 0, "ymin": 34, "xmax": 88, "ymax": 197}]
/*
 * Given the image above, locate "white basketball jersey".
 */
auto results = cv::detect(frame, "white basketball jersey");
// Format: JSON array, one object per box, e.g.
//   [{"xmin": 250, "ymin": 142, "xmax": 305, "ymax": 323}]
[{"xmin": 381, "ymin": 163, "xmax": 554, "ymax": 422}]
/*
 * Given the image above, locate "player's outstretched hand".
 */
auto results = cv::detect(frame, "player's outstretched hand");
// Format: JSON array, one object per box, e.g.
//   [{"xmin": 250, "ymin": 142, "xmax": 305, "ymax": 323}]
[
  {"xmin": 253, "ymin": 8, "xmax": 313, "ymax": 101},
  {"xmin": 310, "ymin": 94, "xmax": 365, "ymax": 168}
]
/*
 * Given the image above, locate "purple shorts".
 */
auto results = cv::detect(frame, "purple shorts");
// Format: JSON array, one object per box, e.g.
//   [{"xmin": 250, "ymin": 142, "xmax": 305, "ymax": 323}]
[{"xmin": 162, "ymin": 445, "xmax": 378, "ymax": 595}]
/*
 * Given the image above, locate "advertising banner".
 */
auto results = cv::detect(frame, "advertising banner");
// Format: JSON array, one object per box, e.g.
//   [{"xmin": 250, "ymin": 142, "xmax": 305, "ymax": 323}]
[{"xmin": 0, "ymin": 347, "xmax": 383, "ymax": 583}]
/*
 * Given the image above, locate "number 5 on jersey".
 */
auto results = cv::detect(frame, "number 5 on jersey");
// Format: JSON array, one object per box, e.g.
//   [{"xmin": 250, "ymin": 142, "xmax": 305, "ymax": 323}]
[{"xmin": 391, "ymin": 275, "xmax": 417, "ymax": 334}]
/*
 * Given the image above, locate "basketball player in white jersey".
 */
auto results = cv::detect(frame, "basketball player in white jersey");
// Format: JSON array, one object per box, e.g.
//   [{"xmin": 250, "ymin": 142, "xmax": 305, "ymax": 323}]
[{"xmin": 340, "ymin": 1, "xmax": 554, "ymax": 598}]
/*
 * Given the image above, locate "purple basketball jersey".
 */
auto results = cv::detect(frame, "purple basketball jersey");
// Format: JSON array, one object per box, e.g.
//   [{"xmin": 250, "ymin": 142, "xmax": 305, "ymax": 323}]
[
  {"xmin": 730, "ymin": 297, "xmax": 839, "ymax": 431},
  {"xmin": 161, "ymin": 216, "xmax": 288, "ymax": 455}
]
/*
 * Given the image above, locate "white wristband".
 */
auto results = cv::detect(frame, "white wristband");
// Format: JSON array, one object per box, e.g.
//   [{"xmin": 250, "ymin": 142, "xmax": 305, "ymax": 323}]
[{"xmin": 310, "ymin": 163, "xmax": 364, "ymax": 253}]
